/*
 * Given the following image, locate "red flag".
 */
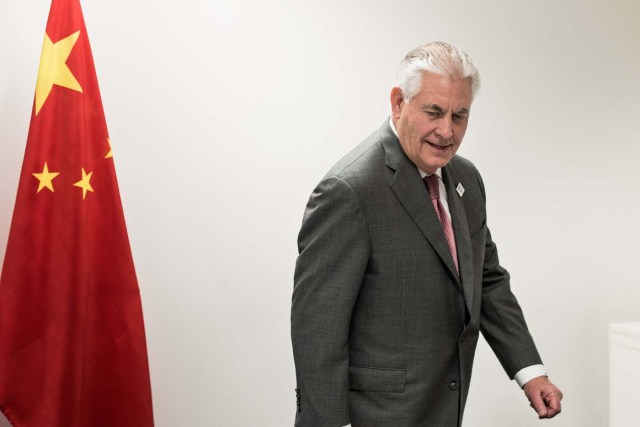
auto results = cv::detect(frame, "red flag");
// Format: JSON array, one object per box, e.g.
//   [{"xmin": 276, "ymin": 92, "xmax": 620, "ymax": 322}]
[{"xmin": 0, "ymin": 0, "xmax": 154, "ymax": 425}]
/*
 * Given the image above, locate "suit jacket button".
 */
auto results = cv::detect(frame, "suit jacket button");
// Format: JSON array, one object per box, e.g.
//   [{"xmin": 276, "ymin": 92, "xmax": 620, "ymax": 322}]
[{"xmin": 449, "ymin": 381, "xmax": 459, "ymax": 391}]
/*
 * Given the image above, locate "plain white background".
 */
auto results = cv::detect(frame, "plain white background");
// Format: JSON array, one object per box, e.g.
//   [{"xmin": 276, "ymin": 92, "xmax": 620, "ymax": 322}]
[{"xmin": 1, "ymin": 0, "xmax": 639, "ymax": 426}]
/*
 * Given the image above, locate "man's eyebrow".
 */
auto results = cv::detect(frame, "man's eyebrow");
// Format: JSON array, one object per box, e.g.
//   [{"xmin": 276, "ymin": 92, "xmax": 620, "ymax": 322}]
[
  {"xmin": 421, "ymin": 105, "xmax": 470, "ymax": 115},
  {"xmin": 421, "ymin": 104, "xmax": 444, "ymax": 113}
]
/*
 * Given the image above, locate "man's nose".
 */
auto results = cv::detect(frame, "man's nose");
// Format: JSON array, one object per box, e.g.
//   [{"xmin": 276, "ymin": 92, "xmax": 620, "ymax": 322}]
[{"xmin": 435, "ymin": 118, "xmax": 453, "ymax": 140}]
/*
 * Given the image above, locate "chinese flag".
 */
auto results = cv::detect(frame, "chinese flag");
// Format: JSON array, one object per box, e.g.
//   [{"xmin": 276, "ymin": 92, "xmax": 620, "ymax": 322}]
[{"xmin": 0, "ymin": 0, "xmax": 154, "ymax": 426}]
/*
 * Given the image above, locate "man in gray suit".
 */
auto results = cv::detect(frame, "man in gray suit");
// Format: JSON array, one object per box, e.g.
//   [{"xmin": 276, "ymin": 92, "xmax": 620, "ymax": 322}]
[{"xmin": 291, "ymin": 41, "xmax": 562, "ymax": 427}]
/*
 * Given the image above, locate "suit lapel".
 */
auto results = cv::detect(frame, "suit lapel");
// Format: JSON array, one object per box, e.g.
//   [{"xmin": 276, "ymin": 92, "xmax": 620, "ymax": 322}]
[
  {"xmin": 442, "ymin": 164, "xmax": 474, "ymax": 313},
  {"xmin": 381, "ymin": 127, "xmax": 461, "ymax": 284}
]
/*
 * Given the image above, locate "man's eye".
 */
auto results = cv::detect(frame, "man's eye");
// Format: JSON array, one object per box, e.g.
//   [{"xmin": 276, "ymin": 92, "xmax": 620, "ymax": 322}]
[
  {"xmin": 425, "ymin": 111, "xmax": 439, "ymax": 117},
  {"xmin": 453, "ymin": 114, "xmax": 467, "ymax": 121}
]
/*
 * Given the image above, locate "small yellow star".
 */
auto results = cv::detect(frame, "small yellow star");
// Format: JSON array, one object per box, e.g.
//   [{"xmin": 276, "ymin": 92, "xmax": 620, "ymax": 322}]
[
  {"xmin": 35, "ymin": 31, "xmax": 83, "ymax": 115},
  {"xmin": 73, "ymin": 167, "xmax": 94, "ymax": 200},
  {"xmin": 32, "ymin": 162, "xmax": 60, "ymax": 193},
  {"xmin": 105, "ymin": 137, "xmax": 113, "ymax": 158}
]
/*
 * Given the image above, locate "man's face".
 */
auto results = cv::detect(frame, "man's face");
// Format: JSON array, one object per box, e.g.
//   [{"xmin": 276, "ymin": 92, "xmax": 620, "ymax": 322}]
[{"xmin": 391, "ymin": 72, "xmax": 472, "ymax": 174}]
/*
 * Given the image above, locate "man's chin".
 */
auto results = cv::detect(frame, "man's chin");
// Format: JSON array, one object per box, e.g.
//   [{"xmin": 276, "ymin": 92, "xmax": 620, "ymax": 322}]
[{"xmin": 417, "ymin": 159, "xmax": 452, "ymax": 174}]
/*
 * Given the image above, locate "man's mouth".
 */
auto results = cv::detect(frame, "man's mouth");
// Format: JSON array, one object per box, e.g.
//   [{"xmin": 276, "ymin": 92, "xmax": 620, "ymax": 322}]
[{"xmin": 425, "ymin": 141, "xmax": 450, "ymax": 151}]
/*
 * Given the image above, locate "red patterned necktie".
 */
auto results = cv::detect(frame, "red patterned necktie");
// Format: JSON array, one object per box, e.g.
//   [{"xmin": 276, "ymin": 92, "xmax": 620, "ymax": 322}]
[{"xmin": 424, "ymin": 174, "xmax": 459, "ymax": 273}]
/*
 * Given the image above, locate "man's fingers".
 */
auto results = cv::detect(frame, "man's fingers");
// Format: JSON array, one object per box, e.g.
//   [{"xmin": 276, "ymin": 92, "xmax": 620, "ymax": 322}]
[
  {"xmin": 544, "ymin": 390, "xmax": 562, "ymax": 418},
  {"xmin": 529, "ymin": 393, "xmax": 548, "ymax": 418}
]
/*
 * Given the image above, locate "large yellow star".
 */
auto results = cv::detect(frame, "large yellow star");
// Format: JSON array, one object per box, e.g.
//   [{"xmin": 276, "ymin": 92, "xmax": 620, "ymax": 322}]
[
  {"xmin": 105, "ymin": 137, "xmax": 113, "ymax": 158},
  {"xmin": 73, "ymin": 168, "xmax": 94, "ymax": 200},
  {"xmin": 34, "ymin": 31, "xmax": 83, "ymax": 115},
  {"xmin": 32, "ymin": 162, "xmax": 60, "ymax": 193}
]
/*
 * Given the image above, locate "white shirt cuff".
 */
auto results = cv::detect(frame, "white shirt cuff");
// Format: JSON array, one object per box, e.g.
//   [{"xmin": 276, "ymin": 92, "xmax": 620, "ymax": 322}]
[{"xmin": 513, "ymin": 364, "xmax": 547, "ymax": 388}]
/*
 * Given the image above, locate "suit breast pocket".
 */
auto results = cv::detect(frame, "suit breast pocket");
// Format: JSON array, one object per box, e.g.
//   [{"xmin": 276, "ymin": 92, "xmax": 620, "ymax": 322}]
[{"xmin": 349, "ymin": 365, "xmax": 406, "ymax": 392}]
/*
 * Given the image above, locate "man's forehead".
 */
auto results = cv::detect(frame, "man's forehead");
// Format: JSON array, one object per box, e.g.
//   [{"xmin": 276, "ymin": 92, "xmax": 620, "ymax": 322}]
[
  {"xmin": 420, "ymin": 71, "xmax": 473, "ymax": 88},
  {"xmin": 414, "ymin": 80, "xmax": 472, "ymax": 105}
]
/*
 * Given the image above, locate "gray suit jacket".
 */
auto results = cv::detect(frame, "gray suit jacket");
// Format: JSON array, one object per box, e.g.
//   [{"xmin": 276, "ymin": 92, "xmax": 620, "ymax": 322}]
[{"xmin": 291, "ymin": 121, "xmax": 542, "ymax": 427}]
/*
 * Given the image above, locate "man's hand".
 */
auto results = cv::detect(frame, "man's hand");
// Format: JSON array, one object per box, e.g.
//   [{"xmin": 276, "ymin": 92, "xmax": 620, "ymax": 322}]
[{"xmin": 523, "ymin": 376, "xmax": 563, "ymax": 419}]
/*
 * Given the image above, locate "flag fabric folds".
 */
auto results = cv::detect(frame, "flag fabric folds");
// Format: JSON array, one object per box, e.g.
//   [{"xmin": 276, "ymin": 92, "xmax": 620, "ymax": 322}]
[{"xmin": 0, "ymin": 0, "xmax": 154, "ymax": 425}]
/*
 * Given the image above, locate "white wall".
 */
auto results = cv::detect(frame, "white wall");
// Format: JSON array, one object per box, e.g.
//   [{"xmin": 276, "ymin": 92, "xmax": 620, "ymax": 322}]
[{"xmin": 1, "ymin": 0, "xmax": 639, "ymax": 425}]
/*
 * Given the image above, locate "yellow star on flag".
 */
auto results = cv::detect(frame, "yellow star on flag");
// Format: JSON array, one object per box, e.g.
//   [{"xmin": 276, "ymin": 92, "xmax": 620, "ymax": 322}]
[
  {"xmin": 35, "ymin": 31, "xmax": 84, "ymax": 115},
  {"xmin": 105, "ymin": 137, "xmax": 113, "ymax": 158},
  {"xmin": 73, "ymin": 167, "xmax": 94, "ymax": 200},
  {"xmin": 32, "ymin": 162, "xmax": 60, "ymax": 193}
]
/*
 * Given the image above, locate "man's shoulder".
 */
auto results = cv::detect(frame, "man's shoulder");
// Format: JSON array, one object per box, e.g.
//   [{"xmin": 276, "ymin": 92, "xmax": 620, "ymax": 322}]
[{"xmin": 324, "ymin": 121, "xmax": 392, "ymax": 183}]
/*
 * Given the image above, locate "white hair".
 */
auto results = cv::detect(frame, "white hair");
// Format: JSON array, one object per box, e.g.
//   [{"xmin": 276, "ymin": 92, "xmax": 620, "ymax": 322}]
[{"xmin": 395, "ymin": 41, "xmax": 480, "ymax": 101}]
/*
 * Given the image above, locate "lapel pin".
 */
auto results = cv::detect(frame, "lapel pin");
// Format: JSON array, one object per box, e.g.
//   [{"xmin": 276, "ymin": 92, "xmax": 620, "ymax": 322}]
[{"xmin": 456, "ymin": 183, "xmax": 465, "ymax": 197}]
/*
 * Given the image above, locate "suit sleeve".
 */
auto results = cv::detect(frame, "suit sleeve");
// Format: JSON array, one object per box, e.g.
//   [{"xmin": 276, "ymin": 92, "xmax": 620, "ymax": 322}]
[
  {"xmin": 475, "ymin": 170, "xmax": 543, "ymax": 378},
  {"xmin": 291, "ymin": 175, "xmax": 370, "ymax": 427}
]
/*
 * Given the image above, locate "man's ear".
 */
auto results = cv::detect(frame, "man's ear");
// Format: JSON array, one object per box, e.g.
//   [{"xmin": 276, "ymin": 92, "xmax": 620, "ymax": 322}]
[{"xmin": 390, "ymin": 87, "xmax": 405, "ymax": 119}]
